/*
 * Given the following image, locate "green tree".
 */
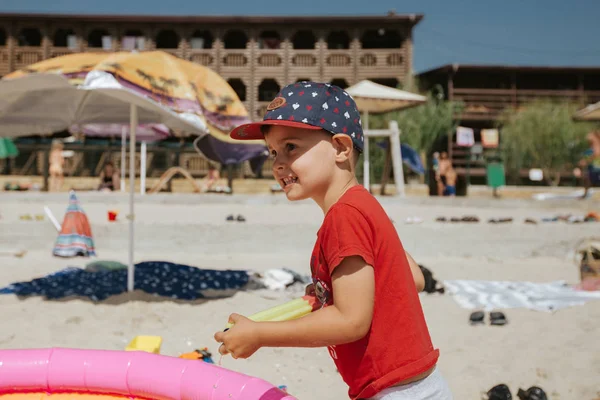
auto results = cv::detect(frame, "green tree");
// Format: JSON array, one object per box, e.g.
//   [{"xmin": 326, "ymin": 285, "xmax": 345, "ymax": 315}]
[
  {"xmin": 499, "ymin": 100, "xmax": 595, "ymax": 186},
  {"xmin": 365, "ymin": 83, "xmax": 463, "ymax": 183}
]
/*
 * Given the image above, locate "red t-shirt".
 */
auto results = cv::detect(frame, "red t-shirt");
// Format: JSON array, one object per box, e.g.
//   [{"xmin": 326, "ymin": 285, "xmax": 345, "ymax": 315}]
[{"xmin": 310, "ymin": 186, "xmax": 439, "ymax": 399}]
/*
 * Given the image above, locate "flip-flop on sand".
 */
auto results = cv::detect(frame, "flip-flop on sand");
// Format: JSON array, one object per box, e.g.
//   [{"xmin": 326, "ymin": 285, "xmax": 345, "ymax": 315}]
[
  {"xmin": 490, "ymin": 311, "xmax": 508, "ymax": 326},
  {"xmin": 517, "ymin": 386, "xmax": 547, "ymax": 400},
  {"xmin": 469, "ymin": 311, "xmax": 485, "ymax": 325},
  {"xmin": 486, "ymin": 383, "xmax": 512, "ymax": 400}
]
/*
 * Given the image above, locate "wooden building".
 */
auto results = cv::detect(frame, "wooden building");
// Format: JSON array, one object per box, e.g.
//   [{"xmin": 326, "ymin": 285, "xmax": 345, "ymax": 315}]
[
  {"xmin": 0, "ymin": 12, "xmax": 422, "ymax": 121},
  {"xmin": 417, "ymin": 64, "xmax": 600, "ymax": 180}
]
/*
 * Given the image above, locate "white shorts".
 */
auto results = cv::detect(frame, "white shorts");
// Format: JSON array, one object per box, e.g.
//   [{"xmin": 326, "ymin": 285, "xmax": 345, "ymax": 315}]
[{"xmin": 368, "ymin": 368, "xmax": 453, "ymax": 400}]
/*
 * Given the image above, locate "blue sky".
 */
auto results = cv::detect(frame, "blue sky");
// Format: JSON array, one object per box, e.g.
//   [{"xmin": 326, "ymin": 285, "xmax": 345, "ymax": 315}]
[{"xmin": 1, "ymin": 0, "xmax": 599, "ymax": 73}]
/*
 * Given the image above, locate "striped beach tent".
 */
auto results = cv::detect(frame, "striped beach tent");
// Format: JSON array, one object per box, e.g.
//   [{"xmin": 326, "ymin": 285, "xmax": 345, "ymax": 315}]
[{"xmin": 53, "ymin": 191, "xmax": 96, "ymax": 258}]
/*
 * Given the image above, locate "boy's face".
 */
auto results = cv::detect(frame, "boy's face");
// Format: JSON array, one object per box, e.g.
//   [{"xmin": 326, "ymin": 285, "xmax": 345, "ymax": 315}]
[{"xmin": 265, "ymin": 126, "xmax": 337, "ymax": 202}]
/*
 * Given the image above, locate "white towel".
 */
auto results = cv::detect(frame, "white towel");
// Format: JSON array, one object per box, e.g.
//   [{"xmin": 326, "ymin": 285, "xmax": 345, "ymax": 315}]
[{"xmin": 444, "ymin": 279, "xmax": 600, "ymax": 312}]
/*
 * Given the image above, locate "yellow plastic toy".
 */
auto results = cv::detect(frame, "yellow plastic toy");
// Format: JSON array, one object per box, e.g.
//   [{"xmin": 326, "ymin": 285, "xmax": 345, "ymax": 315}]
[{"xmin": 125, "ymin": 336, "xmax": 162, "ymax": 354}]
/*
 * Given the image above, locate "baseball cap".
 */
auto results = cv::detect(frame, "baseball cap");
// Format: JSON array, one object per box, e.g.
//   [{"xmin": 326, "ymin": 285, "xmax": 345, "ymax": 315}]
[{"xmin": 230, "ymin": 81, "xmax": 364, "ymax": 152}]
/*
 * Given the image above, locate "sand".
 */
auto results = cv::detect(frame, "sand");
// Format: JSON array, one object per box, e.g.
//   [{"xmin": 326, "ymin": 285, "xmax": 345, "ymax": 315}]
[{"xmin": 1, "ymin": 191, "xmax": 599, "ymax": 399}]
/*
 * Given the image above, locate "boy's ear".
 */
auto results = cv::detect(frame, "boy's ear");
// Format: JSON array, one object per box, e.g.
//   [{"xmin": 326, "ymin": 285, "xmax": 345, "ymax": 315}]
[{"xmin": 332, "ymin": 134, "xmax": 353, "ymax": 162}]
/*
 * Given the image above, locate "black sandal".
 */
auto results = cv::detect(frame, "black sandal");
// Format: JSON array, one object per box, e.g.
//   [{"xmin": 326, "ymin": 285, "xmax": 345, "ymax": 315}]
[
  {"xmin": 487, "ymin": 384, "xmax": 512, "ymax": 400},
  {"xmin": 490, "ymin": 311, "xmax": 508, "ymax": 326},
  {"xmin": 237, "ymin": 215, "xmax": 246, "ymax": 222},
  {"xmin": 517, "ymin": 386, "xmax": 547, "ymax": 400},
  {"xmin": 469, "ymin": 311, "xmax": 485, "ymax": 325}
]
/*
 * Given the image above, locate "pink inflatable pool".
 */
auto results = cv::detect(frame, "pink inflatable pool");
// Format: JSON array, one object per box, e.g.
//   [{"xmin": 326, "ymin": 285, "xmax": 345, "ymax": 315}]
[{"xmin": 0, "ymin": 348, "xmax": 296, "ymax": 400}]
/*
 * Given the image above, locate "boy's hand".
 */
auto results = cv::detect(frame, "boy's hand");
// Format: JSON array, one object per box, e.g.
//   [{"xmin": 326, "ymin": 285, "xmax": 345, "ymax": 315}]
[
  {"xmin": 214, "ymin": 313, "xmax": 262, "ymax": 359},
  {"xmin": 305, "ymin": 283, "xmax": 315, "ymax": 296}
]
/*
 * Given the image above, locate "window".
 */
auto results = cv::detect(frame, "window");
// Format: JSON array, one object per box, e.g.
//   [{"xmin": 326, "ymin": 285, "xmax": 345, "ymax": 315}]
[
  {"xmin": 228, "ymin": 78, "xmax": 246, "ymax": 101},
  {"xmin": 54, "ymin": 28, "xmax": 77, "ymax": 48},
  {"xmin": 258, "ymin": 79, "xmax": 280, "ymax": 101},
  {"xmin": 0, "ymin": 28, "xmax": 7, "ymax": 46},
  {"xmin": 190, "ymin": 30, "xmax": 213, "ymax": 49},
  {"xmin": 155, "ymin": 30, "xmax": 179, "ymax": 49},
  {"xmin": 292, "ymin": 30, "xmax": 316, "ymax": 50},
  {"xmin": 18, "ymin": 28, "xmax": 42, "ymax": 46},
  {"xmin": 258, "ymin": 31, "xmax": 281, "ymax": 49},
  {"xmin": 121, "ymin": 29, "xmax": 145, "ymax": 51},
  {"xmin": 361, "ymin": 29, "xmax": 404, "ymax": 49},
  {"xmin": 223, "ymin": 30, "xmax": 247, "ymax": 49},
  {"xmin": 330, "ymin": 78, "xmax": 349, "ymax": 89},
  {"xmin": 326, "ymin": 31, "xmax": 349, "ymax": 49},
  {"xmin": 88, "ymin": 29, "xmax": 112, "ymax": 49}
]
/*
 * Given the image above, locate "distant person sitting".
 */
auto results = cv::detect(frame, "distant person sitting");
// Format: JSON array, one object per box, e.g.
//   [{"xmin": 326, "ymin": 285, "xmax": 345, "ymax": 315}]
[
  {"xmin": 98, "ymin": 161, "xmax": 120, "ymax": 192},
  {"xmin": 49, "ymin": 140, "xmax": 65, "ymax": 192},
  {"xmin": 202, "ymin": 164, "xmax": 222, "ymax": 192}
]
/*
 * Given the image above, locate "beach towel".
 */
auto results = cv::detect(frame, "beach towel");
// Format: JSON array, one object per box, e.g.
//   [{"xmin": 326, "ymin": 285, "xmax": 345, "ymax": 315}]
[
  {"xmin": 53, "ymin": 191, "xmax": 96, "ymax": 258},
  {"xmin": 444, "ymin": 279, "xmax": 600, "ymax": 312},
  {"xmin": 0, "ymin": 261, "xmax": 249, "ymax": 301}
]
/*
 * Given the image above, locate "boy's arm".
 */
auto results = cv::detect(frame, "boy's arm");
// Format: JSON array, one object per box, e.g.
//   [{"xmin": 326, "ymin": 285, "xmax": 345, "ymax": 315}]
[
  {"xmin": 214, "ymin": 256, "xmax": 374, "ymax": 358},
  {"xmin": 405, "ymin": 251, "xmax": 425, "ymax": 292}
]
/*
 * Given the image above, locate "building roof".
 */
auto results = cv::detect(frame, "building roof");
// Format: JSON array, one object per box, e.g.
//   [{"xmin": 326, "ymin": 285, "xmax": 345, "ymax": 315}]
[
  {"xmin": 418, "ymin": 64, "xmax": 600, "ymax": 77},
  {"xmin": 0, "ymin": 12, "xmax": 423, "ymax": 25}
]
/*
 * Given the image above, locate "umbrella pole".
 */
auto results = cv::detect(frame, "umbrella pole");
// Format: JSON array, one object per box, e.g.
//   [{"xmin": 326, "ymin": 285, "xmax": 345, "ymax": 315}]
[
  {"xmin": 127, "ymin": 104, "xmax": 138, "ymax": 293},
  {"xmin": 140, "ymin": 141, "xmax": 147, "ymax": 195},
  {"xmin": 120, "ymin": 126, "xmax": 126, "ymax": 192},
  {"xmin": 363, "ymin": 111, "xmax": 370, "ymax": 193},
  {"xmin": 389, "ymin": 121, "xmax": 406, "ymax": 197}
]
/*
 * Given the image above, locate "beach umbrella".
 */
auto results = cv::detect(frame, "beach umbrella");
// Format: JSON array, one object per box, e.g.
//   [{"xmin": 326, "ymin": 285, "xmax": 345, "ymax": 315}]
[
  {"xmin": 53, "ymin": 191, "xmax": 96, "ymax": 258},
  {"xmin": 345, "ymin": 80, "xmax": 426, "ymax": 196},
  {"xmin": 0, "ymin": 51, "xmax": 250, "ymax": 292},
  {"xmin": 574, "ymin": 101, "xmax": 600, "ymax": 121}
]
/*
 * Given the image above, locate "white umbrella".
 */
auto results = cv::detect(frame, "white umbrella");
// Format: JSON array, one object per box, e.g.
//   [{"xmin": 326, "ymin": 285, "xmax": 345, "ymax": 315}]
[
  {"xmin": 345, "ymin": 80, "xmax": 426, "ymax": 196},
  {"xmin": 574, "ymin": 101, "xmax": 600, "ymax": 121},
  {"xmin": 0, "ymin": 71, "xmax": 208, "ymax": 292}
]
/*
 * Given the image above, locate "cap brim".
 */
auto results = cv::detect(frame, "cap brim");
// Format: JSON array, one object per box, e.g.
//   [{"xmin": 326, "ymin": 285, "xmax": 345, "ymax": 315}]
[{"xmin": 230, "ymin": 120, "xmax": 322, "ymax": 141}]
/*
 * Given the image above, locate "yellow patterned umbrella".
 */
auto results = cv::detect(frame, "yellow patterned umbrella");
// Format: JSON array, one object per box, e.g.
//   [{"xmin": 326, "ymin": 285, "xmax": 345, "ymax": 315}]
[{"xmin": 5, "ymin": 51, "xmax": 257, "ymax": 141}]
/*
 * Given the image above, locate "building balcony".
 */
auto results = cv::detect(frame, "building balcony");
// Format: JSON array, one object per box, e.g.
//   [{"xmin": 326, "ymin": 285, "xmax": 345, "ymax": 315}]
[
  {"xmin": 49, "ymin": 47, "xmax": 80, "ymax": 59},
  {"xmin": 220, "ymin": 50, "xmax": 250, "ymax": 70},
  {"xmin": 452, "ymin": 88, "xmax": 600, "ymax": 120},
  {"xmin": 13, "ymin": 47, "xmax": 44, "ymax": 71},
  {"xmin": 255, "ymin": 49, "xmax": 284, "ymax": 69},
  {"xmin": 0, "ymin": 48, "xmax": 10, "ymax": 75},
  {"xmin": 187, "ymin": 49, "xmax": 216, "ymax": 68}
]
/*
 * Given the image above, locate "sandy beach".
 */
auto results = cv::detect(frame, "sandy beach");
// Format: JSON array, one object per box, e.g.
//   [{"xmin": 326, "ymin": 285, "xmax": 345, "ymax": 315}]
[{"xmin": 1, "ymin": 191, "xmax": 599, "ymax": 399}]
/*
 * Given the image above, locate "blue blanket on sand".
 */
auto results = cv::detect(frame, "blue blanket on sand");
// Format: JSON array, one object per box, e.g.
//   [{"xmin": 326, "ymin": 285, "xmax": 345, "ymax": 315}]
[{"xmin": 0, "ymin": 261, "xmax": 250, "ymax": 301}]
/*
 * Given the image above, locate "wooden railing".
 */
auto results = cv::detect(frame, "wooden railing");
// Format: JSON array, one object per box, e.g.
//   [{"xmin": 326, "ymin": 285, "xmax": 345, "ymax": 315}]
[
  {"xmin": 0, "ymin": 48, "xmax": 10, "ymax": 75},
  {"xmin": 452, "ymin": 88, "xmax": 600, "ymax": 120},
  {"xmin": 325, "ymin": 49, "xmax": 352, "ymax": 67},
  {"xmin": 221, "ymin": 51, "xmax": 249, "ymax": 68},
  {"xmin": 289, "ymin": 50, "xmax": 318, "ymax": 68},
  {"xmin": 49, "ymin": 47, "xmax": 79, "ymax": 59},
  {"xmin": 13, "ymin": 47, "xmax": 44, "ymax": 70},
  {"xmin": 359, "ymin": 50, "xmax": 404, "ymax": 68},
  {"xmin": 256, "ymin": 50, "xmax": 283, "ymax": 68},
  {"xmin": 187, "ymin": 50, "xmax": 215, "ymax": 67}
]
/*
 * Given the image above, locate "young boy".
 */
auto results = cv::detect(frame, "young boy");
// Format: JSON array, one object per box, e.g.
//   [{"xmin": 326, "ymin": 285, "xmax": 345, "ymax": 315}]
[{"xmin": 214, "ymin": 82, "xmax": 452, "ymax": 400}]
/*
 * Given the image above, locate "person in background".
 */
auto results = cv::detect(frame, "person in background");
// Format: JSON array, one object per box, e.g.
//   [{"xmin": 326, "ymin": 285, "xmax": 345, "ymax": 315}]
[
  {"xmin": 49, "ymin": 140, "xmax": 65, "ymax": 192},
  {"xmin": 98, "ymin": 161, "xmax": 120, "ymax": 192},
  {"xmin": 202, "ymin": 164, "xmax": 221, "ymax": 192},
  {"xmin": 432, "ymin": 152, "xmax": 444, "ymax": 196}
]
